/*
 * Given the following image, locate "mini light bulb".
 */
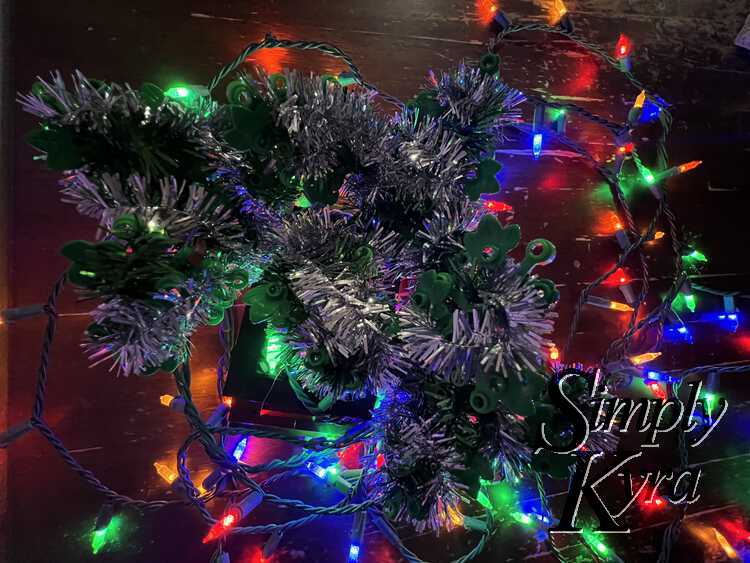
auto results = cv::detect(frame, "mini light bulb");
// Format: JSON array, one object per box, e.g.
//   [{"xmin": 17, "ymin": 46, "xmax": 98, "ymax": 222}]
[
  {"xmin": 629, "ymin": 352, "xmax": 662, "ymax": 365},
  {"xmin": 532, "ymin": 133, "xmax": 543, "ymax": 159}
]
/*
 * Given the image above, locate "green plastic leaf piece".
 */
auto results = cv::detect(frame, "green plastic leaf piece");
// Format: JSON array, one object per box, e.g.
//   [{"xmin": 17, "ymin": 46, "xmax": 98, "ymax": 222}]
[
  {"xmin": 517, "ymin": 239, "xmax": 557, "ymax": 277},
  {"xmin": 224, "ymin": 104, "xmax": 274, "ymax": 155},
  {"xmin": 268, "ymin": 73, "xmax": 288, "ymax": 98},
  {"xmin": 210, "ymin": 283, "xmax": 235, "ymax": 307},
  {"xmin": 201, "ymin": 256, "xmax": 225, "ymax": 276},
  {"xmin": 464, "ymin": 159, "xmax": 502, "ymax": 200},
  {"xmin": 479, "ymin": 53, "xmax": 500, "ymax": 75},
  {"xmin": 61, "ymin": 240, "xmax": 99, "ymax": 264},
  {"xmin": 225, "ymin": 80, "xmax": 256, "ymax": 106},
  {"xmin": 351, "ymin": 245, "xmax": 374, "ymax": 272},
  {"xmin": 464, "ymin": 214, "xmax": 520, "ymax": 268}
]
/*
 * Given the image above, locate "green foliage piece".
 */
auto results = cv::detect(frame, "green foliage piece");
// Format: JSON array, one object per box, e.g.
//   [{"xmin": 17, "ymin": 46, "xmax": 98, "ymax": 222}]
[
  {"xmin": 31, "ymin": 81, "xmax": 65, "ymax": 112},
  {"xmin": 412, "ymin": 270, "xmax": 454, "ymax": 323},
  {"xmin": 160, "ymin": 356, "xmax": 181, "ymax": 373},
  {"xmin": 224, "ymin": 104, "xmax": 274, "ymax": 155},
  {"xmin": 531, "ymin": 449, "xmax": 576, "ymax": 479},
  {"xmin": 500, "ymin": 368, "xmax": 546, "ymax": 416},
  {"xmin": 225, "ymin": 79, "xmax": 263, "ymax": 106},
  {"xmin": 470, "ymin": 374, "xmax": 506, "ymax": 414},
  {"xmin": 532, "ymin": 278, "xmax": 560, "ymax": 304},
  {"xmin": 226, "ymin": 268, "xmax": 250, "ymax": 290},
  {"xmin": 268, "ymin": 73, "xmax": 288, "ymax": 99},
  {"xmin": 110, "ymin": 214, "xmax": 141, "ymax": 240},
  {"xmin": 25, "ymin": 126, "xmax": 84, "ymax": 171},
  {"xmin": 406, "ymin": 89, "xmax": 443, "ymax": 121},
  {"xmin": 464, "ymin": 214, "xmax": 520, "ymax": 268},
  {"xmin": 60, "ymin": 220, "xmax": 192, "ymax": 298},
  {"xmin": 303, "ymin": 175, "xmax": 341, "ymax": 206},
  {"xmin": 242, "ymin": 281, "xmax": 303, "ymax": 326},
  {"xmin": 204, "ymin": 303, "xmax": 225, "ymax": 326}
]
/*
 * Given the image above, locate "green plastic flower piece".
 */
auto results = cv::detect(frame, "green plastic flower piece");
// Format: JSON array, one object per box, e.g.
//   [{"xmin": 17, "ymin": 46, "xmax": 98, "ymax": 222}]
[
  {"xmin": 479, "ymin": 53, "xmax": 500, "ymax": 75},
  {"xmin": 464, "ymin": 159, "xmax": 501, "ymax": 200},
  {"xmin": 464, "ymin": 214, "xmax": 520, "ymax": 268},
  {"xmin": 412, "ymin": 270, "xmax": 455, "ymax": 323}
]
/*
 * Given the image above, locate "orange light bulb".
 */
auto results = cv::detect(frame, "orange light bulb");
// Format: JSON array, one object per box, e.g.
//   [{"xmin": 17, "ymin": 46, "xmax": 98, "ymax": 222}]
[{"xmin": 677, "ymin": 160, "xmax": 702, "ymax": 174}]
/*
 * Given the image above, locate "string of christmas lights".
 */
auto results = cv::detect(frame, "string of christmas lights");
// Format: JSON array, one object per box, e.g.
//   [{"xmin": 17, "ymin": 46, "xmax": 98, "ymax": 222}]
[{"xmin": 2, "ymin": 4, "xmax": 749, "ymax": 562}]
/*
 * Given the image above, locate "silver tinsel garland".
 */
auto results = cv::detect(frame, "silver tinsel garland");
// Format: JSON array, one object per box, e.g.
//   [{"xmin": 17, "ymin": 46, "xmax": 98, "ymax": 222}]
[{"xmin": 21, "ymin": 59, "xmax": 604, "ymax": 535}]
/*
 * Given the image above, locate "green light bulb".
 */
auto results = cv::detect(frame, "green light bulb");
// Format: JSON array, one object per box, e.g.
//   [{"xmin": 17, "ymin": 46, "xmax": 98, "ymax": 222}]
[
  {"xmin": 165, "ymin": 86, "xmax": 191, "ymax": 99},
  {"xmin": 685, "ymin": 250, "xmax": 707, "ymax": 263},
  {"xmin": 91, "ymin": 530, "xmax": 107, "ymax": 555}
]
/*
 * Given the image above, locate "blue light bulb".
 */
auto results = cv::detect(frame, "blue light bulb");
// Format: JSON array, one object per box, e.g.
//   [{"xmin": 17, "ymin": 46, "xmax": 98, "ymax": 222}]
[{"xmin": 532, "ymin": 133, "xmax": 543, "ymax": 160}]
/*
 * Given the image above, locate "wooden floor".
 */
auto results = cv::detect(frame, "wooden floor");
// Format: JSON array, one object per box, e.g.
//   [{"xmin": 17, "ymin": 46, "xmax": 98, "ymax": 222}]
[{"xmin": 4, "ymin": 1, "xmax": 750, "ymax": 562}]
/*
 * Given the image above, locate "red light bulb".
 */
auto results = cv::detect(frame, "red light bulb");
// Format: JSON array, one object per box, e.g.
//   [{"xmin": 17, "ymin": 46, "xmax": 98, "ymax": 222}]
[
  {"xmin": 615, "ymin": 34, "xmax": 633, "ymax": 59},
  {"xmin": 484, "ymin": 200, "xmax": 513, "ymax": 213},
  {"xmin": 376, "ymin": 453, "xmax": 385, "ymax": 470},
  {"xmin": 203, "ymin": 508, "xmax": 240, "ymax": 543}
]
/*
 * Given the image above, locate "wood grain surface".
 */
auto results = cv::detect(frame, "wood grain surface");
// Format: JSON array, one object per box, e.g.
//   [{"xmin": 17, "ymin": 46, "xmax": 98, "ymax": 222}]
[{"xmin": 4, "ymin": 1, "xmax": 750, "ymax": 562}]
